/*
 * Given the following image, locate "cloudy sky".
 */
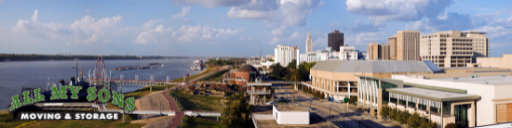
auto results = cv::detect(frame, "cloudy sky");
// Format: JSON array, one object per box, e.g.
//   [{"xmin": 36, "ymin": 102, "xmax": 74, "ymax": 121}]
[{"xmin": 0, "ymin": 0, "xmax": 511, "ymax": 57}]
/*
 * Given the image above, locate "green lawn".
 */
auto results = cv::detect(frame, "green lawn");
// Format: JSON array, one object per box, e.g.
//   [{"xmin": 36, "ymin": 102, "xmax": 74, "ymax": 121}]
[
  {"xmin": 169, "ymin": 90, "xmax": 224, "ymax": 111},
  {"xmin": 200, "ymin": 69, "xmax": 229, "ymax": 81},
  {"xmin": 124, "ymin": 85, "xmax": 173, "ymax": 99},
  {"xmin": 172, "ymin": 67, "xmax": 213, "ymax": 82},
  {"xmin": 0, "ymin": 113, "xmax": 144, "ymax": 128},
  {"xmin": 179, "ymin": 116, "xmax": 224, "ymax": 128}
]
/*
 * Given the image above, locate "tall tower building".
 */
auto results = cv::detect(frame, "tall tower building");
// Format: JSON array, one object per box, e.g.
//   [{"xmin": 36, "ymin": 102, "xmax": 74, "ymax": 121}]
[
  {"xmin": 367, "ymin": 43, "xmax": 390, "ymax": 60},
  {"xmin": 396, "ymin": 30, "xmax": 420, "ymax": 61},
  {"xmin": 388, "ymin": 36, "xmax": 397, "ymax": 60},
  {"xmin": 420, "ymin": 30, "xmax": 489, "ymax": 67},
  {"xmin": 306, "ymin": 31, "xmax": 313, "ymax": 53},
  {"xmin": 328, "ymin": 30, "xmax": 344, "ymax": 51}
]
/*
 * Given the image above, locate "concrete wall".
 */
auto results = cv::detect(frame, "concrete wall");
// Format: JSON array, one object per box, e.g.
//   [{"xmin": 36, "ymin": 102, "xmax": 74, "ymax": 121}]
[
  {"xmin": 393, "ymin": 75, "xmax": 501, "ymax": 126},
  {"xmin": 273, "ymin": 106, "xmax": 310, "ymax": 125},
  {"xmin": 478, "ymin": 54, "xmax": 512, "ymax": 70}
]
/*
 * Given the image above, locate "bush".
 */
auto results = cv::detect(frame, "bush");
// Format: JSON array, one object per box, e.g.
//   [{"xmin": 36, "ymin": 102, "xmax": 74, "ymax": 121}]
[
  {"xmin": 445, "ymin": 123, "xmax": 457, "ymax": 128},
  {"xmin": 398, "ymin": 111, "xmax": 409, "ymax": 124},
  {"xmin": 407, "ymin": 112, "xmax": 421, "ymax": 128},
  {"xmin": 389, "ymin": 108, "xmax": 399, "ymax": 120},
  {"xmin": 348, "ymin": 96, "xmax": 357, "ymax": 105},
  {"xmin": 419, "ymin": 119, "xmax": 437, "ymax": 128},
  {"xmin": 380, "ymin": 105, "xmax": 390, "ymax": 120}
]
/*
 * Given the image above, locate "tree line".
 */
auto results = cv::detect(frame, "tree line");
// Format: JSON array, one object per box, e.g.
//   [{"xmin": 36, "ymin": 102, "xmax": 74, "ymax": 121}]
[{"xmin": 269, "ymin": 60, "xmax": 316, "ymax": 81}]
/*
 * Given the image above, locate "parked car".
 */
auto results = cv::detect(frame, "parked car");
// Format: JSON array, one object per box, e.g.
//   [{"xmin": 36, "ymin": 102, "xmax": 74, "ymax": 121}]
[
  {"xmin": 336, "ymin": 100, "xmax": 344, "ymax": 103},
  {"xmin": 265, "ymin": 101, "xmax": 277, "ymax": 105}
]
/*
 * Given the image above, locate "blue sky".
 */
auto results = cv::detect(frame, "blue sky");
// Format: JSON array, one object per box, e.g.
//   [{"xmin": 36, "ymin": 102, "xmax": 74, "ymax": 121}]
[{"xmin": 0, "ymin": 0, "xmax": 511, "ymax": 57}]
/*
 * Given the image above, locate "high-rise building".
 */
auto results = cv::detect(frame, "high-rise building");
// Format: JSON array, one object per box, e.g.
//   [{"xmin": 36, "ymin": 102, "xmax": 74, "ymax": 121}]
[
  {"xmin": 420, "ymin": 30, "xmax": 489, "ymax": 67},
  {"xmin": 338, "ymin": 46, "xmax": 359, "ymax": 60},
  {"xmin": 328, "ymin": 30, "xmax": 344, "ymax": 51},
  {"xmin": 367, "ymin": 43, "xmax": 390, "ymax": 60},
  {"xmin": 381, "ymin": 43, "xmax": 390, "ymax": 60},
  {"xmin": 306, "ymin": 31, "xmax": 313, "ymax": 53},
  {"xmin": 274, "ymin": 45, "xmax": 299, "ymax": 67},
  {"xmin": 388, "ymin": 36, "xmax": 397, "ymax": 60},
  {"xmin": 396, "ymin": 30, "xmax": 420, "ymax": 60}
]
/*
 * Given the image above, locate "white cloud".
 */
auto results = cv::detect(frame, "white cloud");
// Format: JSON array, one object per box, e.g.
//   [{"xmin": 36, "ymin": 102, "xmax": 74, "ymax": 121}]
[
  {"xmin": 31, "ymin": 10, "xmax": 39, "ymax": 22},
  {"xmin": 226, "ymin": 0, "xmax": 323, "ymax": 26},
  {"xmin": 171, "ymin": 0, "xmax": 251, "ymax": 7},
  {"xmin": 345, "ymin": 31, "xmax": 387, "ymax": 45},
  {"xmin": 142, "ymin": 19, "xmax": 162, "ymax": 29},
  {"xmin": 346, "ymin": 0, "xmax": 453, "ymax": 21},
  {"xmin": 172, "ymin": 6, "xmax": 191, "ymax": 19},
  {"xmin": 280, "ymin": 0, "xmax": 324, "ymax": 26},
  {"xmin": 0, "ymin": 0, "xmax": 4, "ymax": 4},
  {"xmin": 11, "ymin": 10, "xmax": 123, "ymax": 44},
  {"xmin": 136, "ymin": 25, "xmax": 243, "ymax": 44}
]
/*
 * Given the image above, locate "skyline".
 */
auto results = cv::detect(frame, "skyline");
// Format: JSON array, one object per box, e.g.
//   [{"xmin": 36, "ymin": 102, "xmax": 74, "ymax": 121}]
[{"xmin": 1, "ymin": 0, "xmax": 512, "ymax": 57}]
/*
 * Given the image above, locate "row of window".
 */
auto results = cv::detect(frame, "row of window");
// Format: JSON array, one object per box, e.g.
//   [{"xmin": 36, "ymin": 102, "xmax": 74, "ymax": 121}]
[
  {"xmin": 452, "ymin": 39, "xmax": 472, "ymax": 42},
  {"xmin": 452, "ymin": 43, "xmax": 472, "ymax": 46},
  {"xmin": 452, "ymin": 52, "xmax": 473, "ymax": 54},
  {"xmin": 452, "ymin": 47, "xmax": 472, "ymax": 50}
]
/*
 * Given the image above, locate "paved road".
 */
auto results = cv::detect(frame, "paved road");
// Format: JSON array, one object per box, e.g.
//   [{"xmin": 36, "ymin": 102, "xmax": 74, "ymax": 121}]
[{"xmin": 273, "ymin": 84, "xmax": 402, "ymax": 128}]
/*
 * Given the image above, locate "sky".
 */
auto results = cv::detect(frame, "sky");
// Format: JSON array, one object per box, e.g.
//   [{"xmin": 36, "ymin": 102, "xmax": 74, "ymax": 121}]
[{"xmin": 0, "ymin": 0, "xmax": 512, "ymax": 57}]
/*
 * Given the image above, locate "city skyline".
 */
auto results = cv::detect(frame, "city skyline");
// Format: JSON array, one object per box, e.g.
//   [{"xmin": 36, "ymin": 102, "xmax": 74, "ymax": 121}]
[{"xmin": 0, "ymin": 0, "xmax": 512, "ymax": 57}]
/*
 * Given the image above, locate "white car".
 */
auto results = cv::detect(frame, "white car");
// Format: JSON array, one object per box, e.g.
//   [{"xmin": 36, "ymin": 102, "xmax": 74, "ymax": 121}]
[
  {"xmin": 336, "ymin": 100, "xmax": 344, "ymax": 103},
  {"xmin": 265, "ymin": 101, "xmax": 277, "ymax": 105}
]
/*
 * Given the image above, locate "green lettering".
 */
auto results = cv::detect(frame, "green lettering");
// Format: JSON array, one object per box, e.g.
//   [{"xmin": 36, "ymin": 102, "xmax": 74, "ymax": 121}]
[
  {"xmin": 33, "ymin": 88, "xmax": 45, "ymax": 102},
  {"xmin": 50, "ymin": 86, "xmax": 68, "ymax": 100},
  {"xmin": 22, "ymin": 91, "xmax": 33, "ymax": 105},
  {"xmin": 69, "ymin": 86, "xmax": 82, "ymax": 100},
  {"xmin": 9, "ymin": 95, "xmax": 23, "ymax": 112},
  {"xmin": 125, "ymin": 97, "xmax": 135, "ymax": 112},
  {"xmin": 98, "ymin": 89, "xmax": 110, "ymax": 103},
  {"xmin": 87, "ymin": 87, "xmax": 97, "ymax": 102},
  {"xmin": 111, "ymin": 91, "xmax": 124, "ymax": 108}
]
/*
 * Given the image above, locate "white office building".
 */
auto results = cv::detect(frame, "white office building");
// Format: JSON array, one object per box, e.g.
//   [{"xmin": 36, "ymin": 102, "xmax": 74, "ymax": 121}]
[
  {"xmin": 338, "ymin": 46, "xmax": 358, "ymax": 60},
  {"xmin": 274, "ymin": 45, "xmax": 298, "ymax": 67}
]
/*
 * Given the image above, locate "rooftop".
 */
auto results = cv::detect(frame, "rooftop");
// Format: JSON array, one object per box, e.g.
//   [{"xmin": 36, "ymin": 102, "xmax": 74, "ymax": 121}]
[
  {"xmin": 311, "ymin": 60, "xmax": 442, "ymax": 73},
  {"xmin": 434, "ymin": 75, "xmax": 512, "ymax": 86},
  {"xmin": 274, "ymin": 104, "xmax": 308, "ymax": 111},
  {"xmin": 251, "ymin": 105, "xmax": 337, "ymax": 128},
  {"xmin": 387, "ymin": 87, "xmax": 480, "ymax": 102}
]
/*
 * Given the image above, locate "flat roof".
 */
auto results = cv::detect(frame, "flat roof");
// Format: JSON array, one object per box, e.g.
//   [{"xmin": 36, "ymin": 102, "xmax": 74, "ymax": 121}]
[
  {"xmin": 434, "ymin": 75, "xmax": 512, "ymax": 85},
  {"xmin": 311, "ymin": 61, "xmax": 441, "ymax": 73},
  {"xmin": 247, "ymin": 82, "xmax": 272, "ymax": 86},
  {"xmin": 387, "ymin": 88, "xmax": 480, "ymax": 102},
  {"xmin": 274, "ymin": 105, "xmax": 308, "ymax": 111}
]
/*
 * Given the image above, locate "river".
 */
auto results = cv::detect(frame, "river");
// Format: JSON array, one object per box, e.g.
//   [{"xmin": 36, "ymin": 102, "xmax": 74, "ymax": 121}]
[{"xmin": 0, "ymin": 59, "xmax": 203, "ymax": 109}]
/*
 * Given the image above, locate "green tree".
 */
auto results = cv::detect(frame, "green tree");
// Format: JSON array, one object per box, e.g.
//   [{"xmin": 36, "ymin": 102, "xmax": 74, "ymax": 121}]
[
  {"xmin": 380, "ymin": 105, "xmax": 390, "ymax": 120},
  {"xmin": 221, "ymin": 93, "xmax": 252, "ymax": 127},
  {"xmin": 289, "ymin": 70, "xmax": 302, "ymax": 81},
  {"xmin": 419, "ymin": 120, "xmax": 437, "ymax": 128},
  {"xmin": 286, "ymin": 60, "xmax": 297, "ymax": 70},
  {"xmin": 269, "ymin": 63, "xmax": 287, "ymax": 79},
  {"xmin": 390, "ymin": 108, "xmax": 399, "ymax": 121},
  {"xmin": 407, "ymin": 112, "xmax": 422, "ymax": 128},
  {"xmin": 445, "ymin": 123, "xmax": 457, "ymax": 128},
  {"xmin": 398, "ymin": 111, "xmax": 409, "ymax": 124}
]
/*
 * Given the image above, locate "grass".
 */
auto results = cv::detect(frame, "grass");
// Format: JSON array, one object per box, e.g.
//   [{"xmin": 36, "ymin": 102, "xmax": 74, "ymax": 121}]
[
  {"xmin": 0, "ymin": 113, "xmax": 144, "ymax": 128},
  {"xmin": 200, "ymin": 68, "xmax": 229, "ymax": 81},
  {"xmin": 172, "ymin": 67, "xmax": 213, "ymax": 82},
  {"xmin": 124, "ymin": 85, "xmax": 173, "ymax": 99},
  {"xmin": 179, "ymin": 116, "xmax": 224, "ymax": 128},
  {"xmin": 169, "ymin": 90, "xmax": 224, "ymax": 111}
]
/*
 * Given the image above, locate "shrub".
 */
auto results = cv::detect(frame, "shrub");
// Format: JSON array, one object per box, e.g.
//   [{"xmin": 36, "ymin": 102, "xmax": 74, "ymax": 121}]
[
  {"xmin": 407, "ymin": 112, "xmax": 421, "ymax": 128},
  {"xmin": 380, "ymin": 105, "xmax": 390, "ymax": 120},
  {"xmin": 445, "ymin": 123, "xmax": 457, "ymax": 128}
]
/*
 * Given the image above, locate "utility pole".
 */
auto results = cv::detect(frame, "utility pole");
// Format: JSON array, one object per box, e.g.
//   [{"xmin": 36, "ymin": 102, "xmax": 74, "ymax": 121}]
[{"xmin": 120, "ymin": 74, "xmax": 124, "ymax": 94}]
